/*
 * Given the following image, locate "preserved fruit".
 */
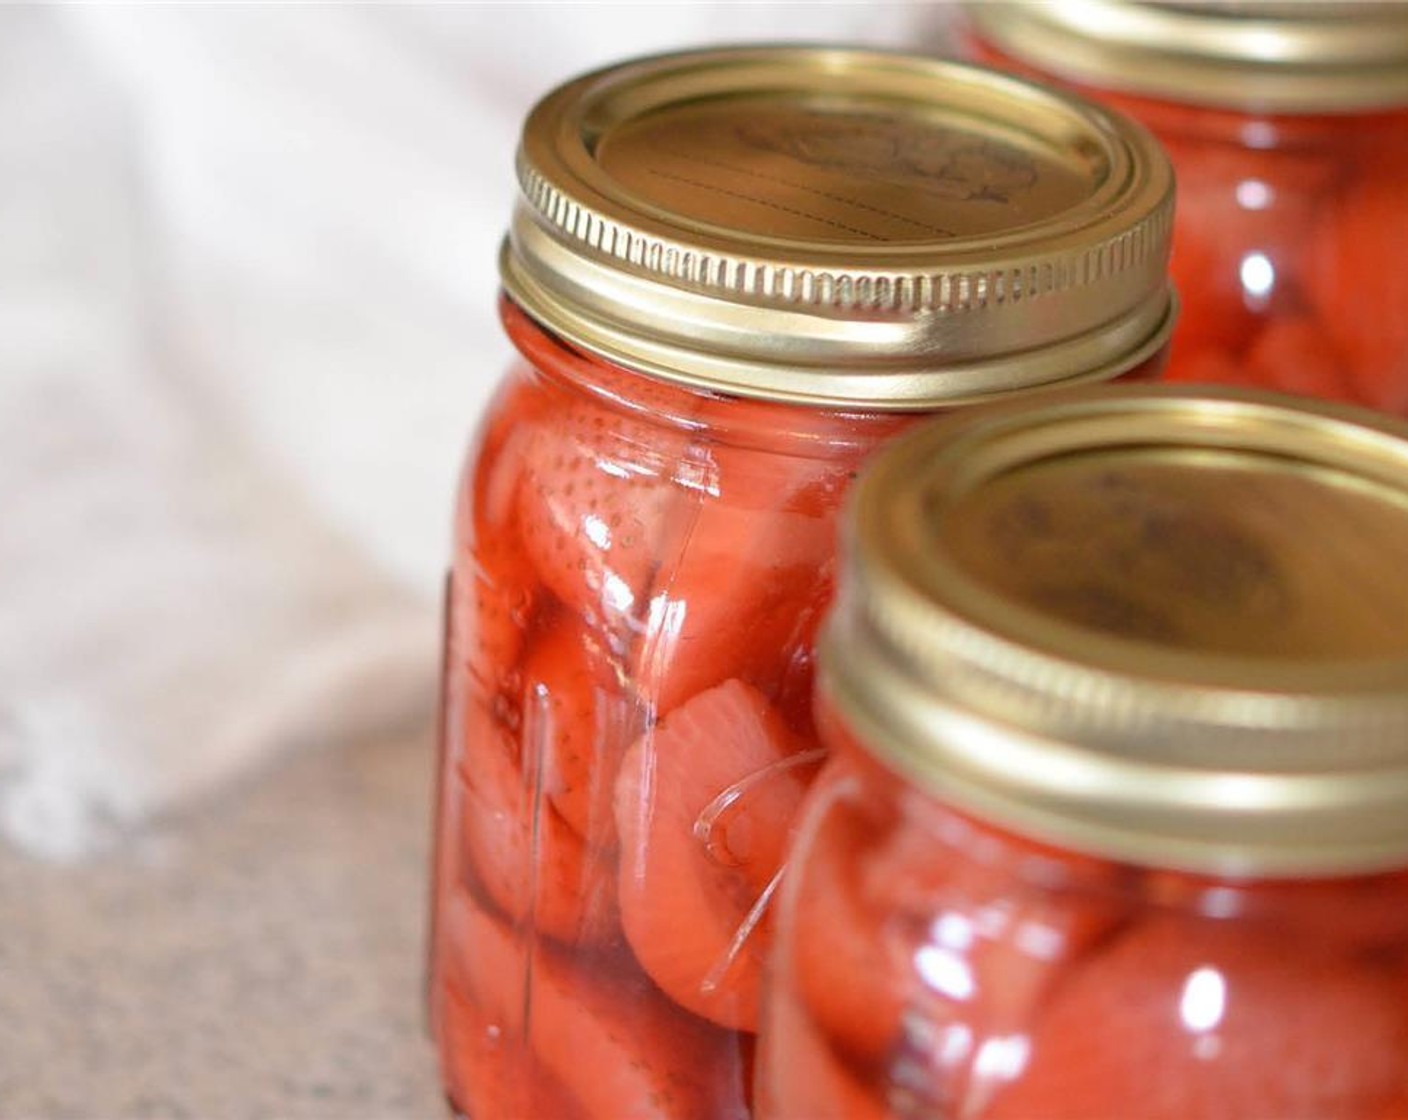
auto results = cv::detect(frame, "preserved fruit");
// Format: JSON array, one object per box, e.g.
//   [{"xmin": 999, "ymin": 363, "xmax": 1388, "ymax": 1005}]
[
  {"xmin": 761, "ymin": 386, "xmax": 1408, "ymax": 1120},
  {"xmin": 431, "ymin": 46, "xmax": 1174, "ymax": 1118},
  {"xmin": 963, "ymin": 2, "xmax": 1408, "ymax": 415}
]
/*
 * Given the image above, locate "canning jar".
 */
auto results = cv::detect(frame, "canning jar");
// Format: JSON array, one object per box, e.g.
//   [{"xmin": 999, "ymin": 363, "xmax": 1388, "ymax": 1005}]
[
  {"xmin": 759, "ymin": 384, "xmax": 1408, "ymax": 1120},
  {"xmin": 428, "ymin": 46, "xmax": 1175, "ymax": 1120},
  {"xmin": 961, "ymin": 2, "xmax": 1408, "ymax": 415}
]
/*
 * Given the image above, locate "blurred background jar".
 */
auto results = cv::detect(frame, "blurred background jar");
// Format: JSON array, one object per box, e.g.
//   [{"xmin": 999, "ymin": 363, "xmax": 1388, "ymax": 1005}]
[
  {"xmin": 428, "ymin": 46, "xmax": 1176, "ymax": 1120},
  {"xmin": 961, "ymin": 2, "xmax": 1408, "ymax": 415},
  {"xmin": 761, "ymin": 385, "xmax": 1408, "ymax": 1120}
]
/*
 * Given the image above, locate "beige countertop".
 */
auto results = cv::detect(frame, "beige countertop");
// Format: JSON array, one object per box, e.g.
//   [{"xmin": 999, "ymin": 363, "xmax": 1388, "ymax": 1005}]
[{"xmin": 0, "ymin": 726, "xmax": 449, "ymax": 1120}]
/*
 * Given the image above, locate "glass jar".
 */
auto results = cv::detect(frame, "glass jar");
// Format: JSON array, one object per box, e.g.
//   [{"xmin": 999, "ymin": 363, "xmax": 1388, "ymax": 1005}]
[
  {"xmin": 428, "ymin": 46, "xmax": 1176, "ymax": 1120},
  {"xmin": 759, "ymin": 384, "xmax": 1408, "ymax": 1120},
  {"xmin": 961, "ymin": 2, "xmax": 1408, "ymax": 415}
]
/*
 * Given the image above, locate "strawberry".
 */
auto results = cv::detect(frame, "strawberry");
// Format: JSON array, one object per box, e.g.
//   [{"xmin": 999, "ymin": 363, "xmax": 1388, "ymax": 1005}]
[
  {"xmin": 984, "ymin": 916, "xmax": 1408, "ymax": 1119},
  {"xmin": 632, "ymin": 395, "xmax": 895, "ymax": 722},
  {"xmin": 633, "ymin": 480, "xmax": 838, "ymax": 721},
  {"xmin": 1162, "ymin": 134, "xmax": 1342, "ymax": 363},
  {"xmin": 1243, "ymin": 315, "xmax": 1362, "ymax": 406},
  {"xmin": 614, "ymin": 679, "xmax": 819, "ymax": 1031},
  {"xmin": 451, "ymin": 369, "xmax": 544, "ymax": 689},
  {"xmin": 443, "ymin": 891, "xmax": 750, "ymax": 1120},
  {"xmin": 757, "ymin": 977, "xmax": 889, "ymax": 1120},
  {"xmin": 1306, "ymin": 147, "xmax": 1408, "ymax": 416},
  {"xmin": 515, "ymin": 380, "xmax": 698, "ymax": 651},
  {"xmin": 787, "ymin": 771, "xmax": 911, "ymax": 1067},
  {"xmin": 1143, "ymin": 869, "xmax": 1408, "ymax": 953},
  {"xmin": 439, "ymin": 982, "xmax": 589, "ymax": 1120},
  {"xmin": 794, "ymin": 777, "xmax": 1127, "ymax": 1097},
  {"xmin": 456, "ymin": 698, "xmax": 621, "ymax": 948},
  {"xmin": 519, "ymin": 610, "xmax": 641, "ymax": 846}
]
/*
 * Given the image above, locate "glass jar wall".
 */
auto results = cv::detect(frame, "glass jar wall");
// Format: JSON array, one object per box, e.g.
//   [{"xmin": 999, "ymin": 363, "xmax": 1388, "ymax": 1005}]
[
  {"xmin": 432, "ymin": 299, "xmax": 907, "ymax": 1118},
  {"xmin": 429, "ymin": 47, "xmax": 1175, "ymax": 1120},
  {"xmin": 764, "ymin": 738, "xmax": 1408, "ymax": 1120},
  {"xmin": 962, "ymin": 2, "xmax": 1408, "ymax": 414}
]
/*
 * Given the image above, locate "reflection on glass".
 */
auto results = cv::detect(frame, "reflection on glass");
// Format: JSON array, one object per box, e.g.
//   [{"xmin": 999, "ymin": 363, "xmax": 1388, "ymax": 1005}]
[
  {"xmin": 1240, "ymin": 251, "xmax": 1275, "ymax": 307},
  {"xmin": 1179, "ymin": 965, "xmax": 1227, "ymax": 1034}
]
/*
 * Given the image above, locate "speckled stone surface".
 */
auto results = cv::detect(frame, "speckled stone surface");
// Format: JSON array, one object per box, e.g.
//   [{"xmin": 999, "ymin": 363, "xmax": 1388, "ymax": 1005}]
[{"xmin": 0, "ymin": 728, "xmax": 450, "ymax": 1120}]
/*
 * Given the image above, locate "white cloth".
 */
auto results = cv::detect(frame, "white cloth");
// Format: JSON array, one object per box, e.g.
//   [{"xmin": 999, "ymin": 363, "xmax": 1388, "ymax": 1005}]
[{"xmin": 1, "ymin": 4, "xmax": 949, "ymax": 859}]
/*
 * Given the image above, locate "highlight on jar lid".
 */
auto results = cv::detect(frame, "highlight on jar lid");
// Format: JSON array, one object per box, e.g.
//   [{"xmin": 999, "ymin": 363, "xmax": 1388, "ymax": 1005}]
[
  {"xmin": 502, "ymin": 46, "xmax": 1175, "ymax": 408},
  {"xmin": 964, "ymin": 1, "xmax": 1408, "ymax": 112},
  {"xmin": 825, "ymin": 384, "xmax": 1408, "ymax": 877}
]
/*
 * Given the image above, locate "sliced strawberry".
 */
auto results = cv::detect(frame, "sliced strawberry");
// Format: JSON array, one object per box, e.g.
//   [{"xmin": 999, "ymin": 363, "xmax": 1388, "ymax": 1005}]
[
  {"xmin": 634, "ymin": 492, "xmax": 838, "ymax": 720},
  {"xmin": 1160, "ymin": 133, "xmax": 1342, "ymax": 360},
  {"xmin": 457, "ymin": 699, "xmax": 620, "ymax": 948},
  {"xmin": 632, "ymin": 398, "xmax": 897, "ymax": 723},
  {"xmin": 1144, "ymin": 869, "xmax": 1408, "ymax": 953},
  {"xmin": 858, "ymin": 792, "xmax": 1127, "ymax": 924},
  {"xmin": 451, "ymin": 369, "xmax": 544, "ymax": 688},
  {"xmin": 440, "ymin": 981, "xmax": 589, "ymax": 1120},
  {"xmin": 516, "ymin": 396, "xmax": 695, "ymax": 645},
  {"xmin": 1166, "ymin": 319, "xmax": 1376, "ymax": 410},
  {"xmin": 614, "ymin": 679, "xmax": 819, "ymax": 1031},
  {"xmin": 511, "ymin": 329, "xmax": 710, "ymax": 649},
  {"xmin": 1243, "ymin": 315, "xmax": 1361, "ymax": 406},
  {"xmin": 984, "ymin": 917, "xmax": 1408, "ymax": 1119},
  {"xmin": 445, "ymin": 891, "xmax": 750, "ymax": 1120},
  {"xmin": 1306, "ymin": 146, "xmax": 1408, "ymax": 413},
  {"xmin": 520, "ymin": 610, "xmax": 641, "ymax": 846},
  {"xmin": 865, "ymin": 815, "xmax": 1129, "ymax": 1115},
  {"xmin": 757, "ymin": 978, "xmax": 889, "ymax": 1120},
  {"xmin": 793, "ymin": 776, "xmax": 1127, "ymax": 1095},
  {"xmin": 786, "ymin": 766, "xmax": 911, "ymax": 1067},
  {"xmin": 456, "ymin": 366, "xmax": 545, "ymax": 553},
  {"xmin": 1368, "ymin": 1093, "xmax": 1408, "ymax": 1120}
]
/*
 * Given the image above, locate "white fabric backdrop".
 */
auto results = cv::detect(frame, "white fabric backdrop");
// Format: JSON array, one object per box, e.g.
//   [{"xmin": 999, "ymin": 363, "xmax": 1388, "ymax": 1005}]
[{"xmin": 1, "ymin": 4, "xmax": 949, "ymax": 859}]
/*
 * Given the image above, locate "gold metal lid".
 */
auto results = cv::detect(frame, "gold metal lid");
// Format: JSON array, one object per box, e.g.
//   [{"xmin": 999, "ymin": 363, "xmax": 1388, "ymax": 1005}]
[
  {"xmin": 502, "ymin": 46, "xmax": 1174, "ymax": 409},
  {"xmin": 825, "ymin": 385, "xmax": 1408, "ymax": 876},
  {"xmin": 965, "ymin": 2, "xmax": 1408, "ymax": 113}
]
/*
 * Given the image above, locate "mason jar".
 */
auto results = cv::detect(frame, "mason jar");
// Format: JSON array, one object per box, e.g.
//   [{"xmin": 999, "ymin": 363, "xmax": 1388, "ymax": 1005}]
[
  {"xmin": 760, "ymin": 384, "xmax": 1408, "ymax": 1120},
  {"xmin": 427, "ymin": 46, "xmax": 1175, "ymax": 1120},
  {"xmin": 959, "ymin": 1, "xmax": 1408, "ymax": 415}
]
